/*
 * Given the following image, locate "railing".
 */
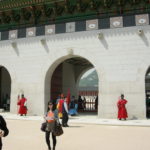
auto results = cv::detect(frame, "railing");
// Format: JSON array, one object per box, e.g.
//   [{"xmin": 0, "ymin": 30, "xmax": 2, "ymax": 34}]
[{"xmin": 78, "ymin": 90, "xmax": 98, "ymax": 112}]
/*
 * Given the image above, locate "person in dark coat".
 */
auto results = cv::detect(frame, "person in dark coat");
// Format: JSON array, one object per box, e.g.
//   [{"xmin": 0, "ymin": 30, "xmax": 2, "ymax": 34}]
[
  {"xmin": 78, "ymin": 95, "xmax": 83, "ymax": 110},
  {"xmin": 0, "ymin": 115, "xmax": 9, "ymax": 150},
  {"xmin": 62, "ymin": 97, "xmax": 69, "ymax": 127}
]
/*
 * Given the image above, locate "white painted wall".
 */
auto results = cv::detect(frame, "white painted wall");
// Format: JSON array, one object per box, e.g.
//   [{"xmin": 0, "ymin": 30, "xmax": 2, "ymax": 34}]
[{"xmin": 0, "ymin": 25, "xmax": 149, "ymax": 118}]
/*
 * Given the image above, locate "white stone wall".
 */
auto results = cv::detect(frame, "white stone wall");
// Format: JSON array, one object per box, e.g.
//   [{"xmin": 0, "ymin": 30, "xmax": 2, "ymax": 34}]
[{"xmin": 0, "ymin": 25, "xmax": 150, "ymax": 118}]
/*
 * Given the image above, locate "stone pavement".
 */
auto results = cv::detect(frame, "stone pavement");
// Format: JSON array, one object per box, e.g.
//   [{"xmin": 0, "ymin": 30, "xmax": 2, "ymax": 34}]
[
  {"xmin": 4, "ymin": 119, "xmax": 150, "ymax": 150},
  {"xmin": 1, "ymin": 112, "xmax": 150, "ymax": 127}
]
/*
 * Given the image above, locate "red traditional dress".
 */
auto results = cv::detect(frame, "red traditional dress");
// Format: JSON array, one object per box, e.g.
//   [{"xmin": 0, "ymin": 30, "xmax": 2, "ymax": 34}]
[
  {"xmin": 117, "ymin": 99, "xmax": 128, "ymax": 119},
  {"xmin": 17, "ymin": 98, "xmax": 27, "ymax": 115}
]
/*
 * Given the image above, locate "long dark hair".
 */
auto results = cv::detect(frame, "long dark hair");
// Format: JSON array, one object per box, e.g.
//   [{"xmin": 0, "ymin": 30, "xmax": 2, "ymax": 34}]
[{"xmin": 47, "ymin": 101, "xmax": 56, "ymax": 112}]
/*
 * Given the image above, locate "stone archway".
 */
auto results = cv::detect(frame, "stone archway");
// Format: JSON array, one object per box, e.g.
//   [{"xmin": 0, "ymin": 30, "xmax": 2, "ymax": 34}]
[
  {"xmin": 0, "ymin": 66, "xmax": 11, "ymax": 111},
  {"xmin": 44, "ymin": 56, "xmax": 99, "ymax": 114}
]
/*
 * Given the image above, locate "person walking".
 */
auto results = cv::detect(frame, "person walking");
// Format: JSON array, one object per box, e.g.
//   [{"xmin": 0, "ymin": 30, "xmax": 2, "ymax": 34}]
[
  {"xmin": 117, "ymin": 94, "xmax": 128, "ymax": 120},
  {"xmin": 62, "ymin": 97, "xmax": 69, "ymax": 127},
  {"xmin": 17, "ymin": 94, "xmax": 27, "ymax": 116},
  {"xmin": 57, "ymin": 94, "xmax": 64, "ymax": 119},
  {"xmin": 78, "ymin": 95, "xmax": 84, "ymax": 110},
  {"xmin": 95, "ymin": 96, "xmax": 98, "ymax": 110},
  {"xmin": 45, "ymin": 101, "xmax": 58, "ymax": 150},
  {"xmin": 0, "ymin": 115, "xmax": 9, "ymax": 150}
]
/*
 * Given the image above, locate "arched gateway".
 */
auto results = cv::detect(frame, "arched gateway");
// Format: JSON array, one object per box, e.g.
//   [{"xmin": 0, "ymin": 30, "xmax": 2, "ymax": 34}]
[
  {"xmin": 0, "ymin": 0, "xmax": 149, "ymax": 119},
  {"xmin": 0, "ymin": 66, "xmax": 11, "ymax": 111},
  {"xmin": 44, "ymin": 56, "xmax": 99, "ymax": 115}
]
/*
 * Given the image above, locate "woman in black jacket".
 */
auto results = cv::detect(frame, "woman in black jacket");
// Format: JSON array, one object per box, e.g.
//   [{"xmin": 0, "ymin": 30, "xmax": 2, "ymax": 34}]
[{"xmin": 0, "ymin": 115, "xmax": 9, "ymax": 150}]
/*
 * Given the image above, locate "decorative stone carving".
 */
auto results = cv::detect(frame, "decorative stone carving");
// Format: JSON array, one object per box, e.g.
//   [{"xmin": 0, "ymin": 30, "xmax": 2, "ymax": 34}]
[
  {"xmin": 110, "ymin": 17, "xmax": 123, "ymax": 28},
  {"xmin": 9, "ymin": 30, "xmax": 18, "ymax": 40},
  {"xmin": 26, "ymin": 27, "xmax": 36, "ymax": 37},
  {"xmin": 45, "ymin": 25, "xmax": 55, "ymax": 35},
  {"xmin": 86, "ymin": 19, "xmax": 98, "ymax": 31},
  {"xmin": 136, "ymin": 14, "xmax": 149, "ymax": 26}
]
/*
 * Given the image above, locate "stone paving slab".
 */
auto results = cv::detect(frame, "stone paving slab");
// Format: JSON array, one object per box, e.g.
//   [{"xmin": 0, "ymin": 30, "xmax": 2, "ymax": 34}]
[
  {"xmin": 3, "ymin": 119, "xmax": 150, "ymax": 150},
  {"xmin": 1, "ymin": 112, "xmax": 150, "ymax": 127}
]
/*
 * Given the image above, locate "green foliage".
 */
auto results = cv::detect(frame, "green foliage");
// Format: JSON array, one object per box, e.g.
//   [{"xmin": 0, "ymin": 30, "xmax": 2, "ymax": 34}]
[
  {"xmin": 44, "ymin": 4, "xmax": 54, "ymax": 17},
  {"xmin": 0, "ymin": 0, "xmax": 149, "ymax": 31},
  {"xmin": 4, "ymin": 16, "xmax": 11, "ymax": 23},
  {"xmin": 23, "ymin": 11, "xmax": 32, "ymax": 20}
]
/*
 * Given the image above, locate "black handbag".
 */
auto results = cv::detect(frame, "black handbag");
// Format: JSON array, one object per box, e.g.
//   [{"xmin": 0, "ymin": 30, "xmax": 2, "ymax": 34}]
[
  {"xmin": 41, "ymin": 122, "xmax": 47, "ymax": 132},
  {"xmin": 53, "ymin": 120, "xmax": 63, "ymax": 136}
]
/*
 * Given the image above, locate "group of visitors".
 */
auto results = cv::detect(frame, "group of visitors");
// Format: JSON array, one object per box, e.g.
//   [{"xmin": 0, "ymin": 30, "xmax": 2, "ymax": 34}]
[
  {"xmin": 0, "ymin": 93, "xmax": 128, "ymax": 150},
  {"xmin": 43, "ymin": 93, "xmax": 85, "ymax": 150},
  {"xmin": 41, "ymin": 93, "xmax": 128, "ymax": 150},
  {"xmin": 44, "ymin": 93, "xmax": 71, "ymax": 150},
  {"xmin": 16, "ymin": 93, "xmax": 128, "ymax": 121}
]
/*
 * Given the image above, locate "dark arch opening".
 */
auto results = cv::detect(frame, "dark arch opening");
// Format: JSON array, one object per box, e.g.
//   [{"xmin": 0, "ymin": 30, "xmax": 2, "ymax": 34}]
[
  {"xmin": 50, "ymin": 57, "xmax": 99, "ymax": 114},
  {"xmin": 0, "ymin": 66, "xmax": 11, "ymax": 111}
]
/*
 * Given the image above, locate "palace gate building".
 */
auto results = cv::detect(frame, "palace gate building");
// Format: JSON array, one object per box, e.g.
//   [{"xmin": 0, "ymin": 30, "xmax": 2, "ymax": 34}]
[{"xmin": 0, "ymin": 0, "xmax": 150, "ymax": 119}]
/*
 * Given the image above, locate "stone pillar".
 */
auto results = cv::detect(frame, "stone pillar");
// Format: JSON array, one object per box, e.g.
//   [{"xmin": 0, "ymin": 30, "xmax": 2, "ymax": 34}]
[{"xmin": 62, "ymin": 62, "xmax": 77, "ymax": 96}]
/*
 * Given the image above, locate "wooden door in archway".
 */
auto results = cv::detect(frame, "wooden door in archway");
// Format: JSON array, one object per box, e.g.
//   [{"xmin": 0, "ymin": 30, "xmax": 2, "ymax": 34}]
[{"xmin": 50, "ymin": 63, "xmax": 63, "ymax": 101}]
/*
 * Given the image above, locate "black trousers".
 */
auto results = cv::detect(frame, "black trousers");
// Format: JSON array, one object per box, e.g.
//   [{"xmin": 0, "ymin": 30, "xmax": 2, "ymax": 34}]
[
  {"xmin": 62, "ymin": 112, "xmax": 68, "ymax": 126},
  {"xmin": 45, "ymin": 131, "xmax": 56, "ymax": 149}
]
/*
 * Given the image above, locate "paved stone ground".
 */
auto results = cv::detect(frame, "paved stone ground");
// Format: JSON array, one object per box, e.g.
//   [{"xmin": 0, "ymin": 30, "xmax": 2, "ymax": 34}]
[
  {"xmin": 2, "ymin": 119, "xmax": 150, "ymax": 150},
  {"xmin": 1, "ymin": 112, "xmax": 150, "ymax": 127}
]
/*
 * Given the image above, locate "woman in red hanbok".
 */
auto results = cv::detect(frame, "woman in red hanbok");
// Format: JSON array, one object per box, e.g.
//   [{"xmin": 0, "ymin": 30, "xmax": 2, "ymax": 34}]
[
  {"xmin": 117, "ymin": 94, "xmax": 128, "ymax": 120},
  {"xmin": 17, "ymin": 94, "xmax": 27, "ymax": 116}
]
